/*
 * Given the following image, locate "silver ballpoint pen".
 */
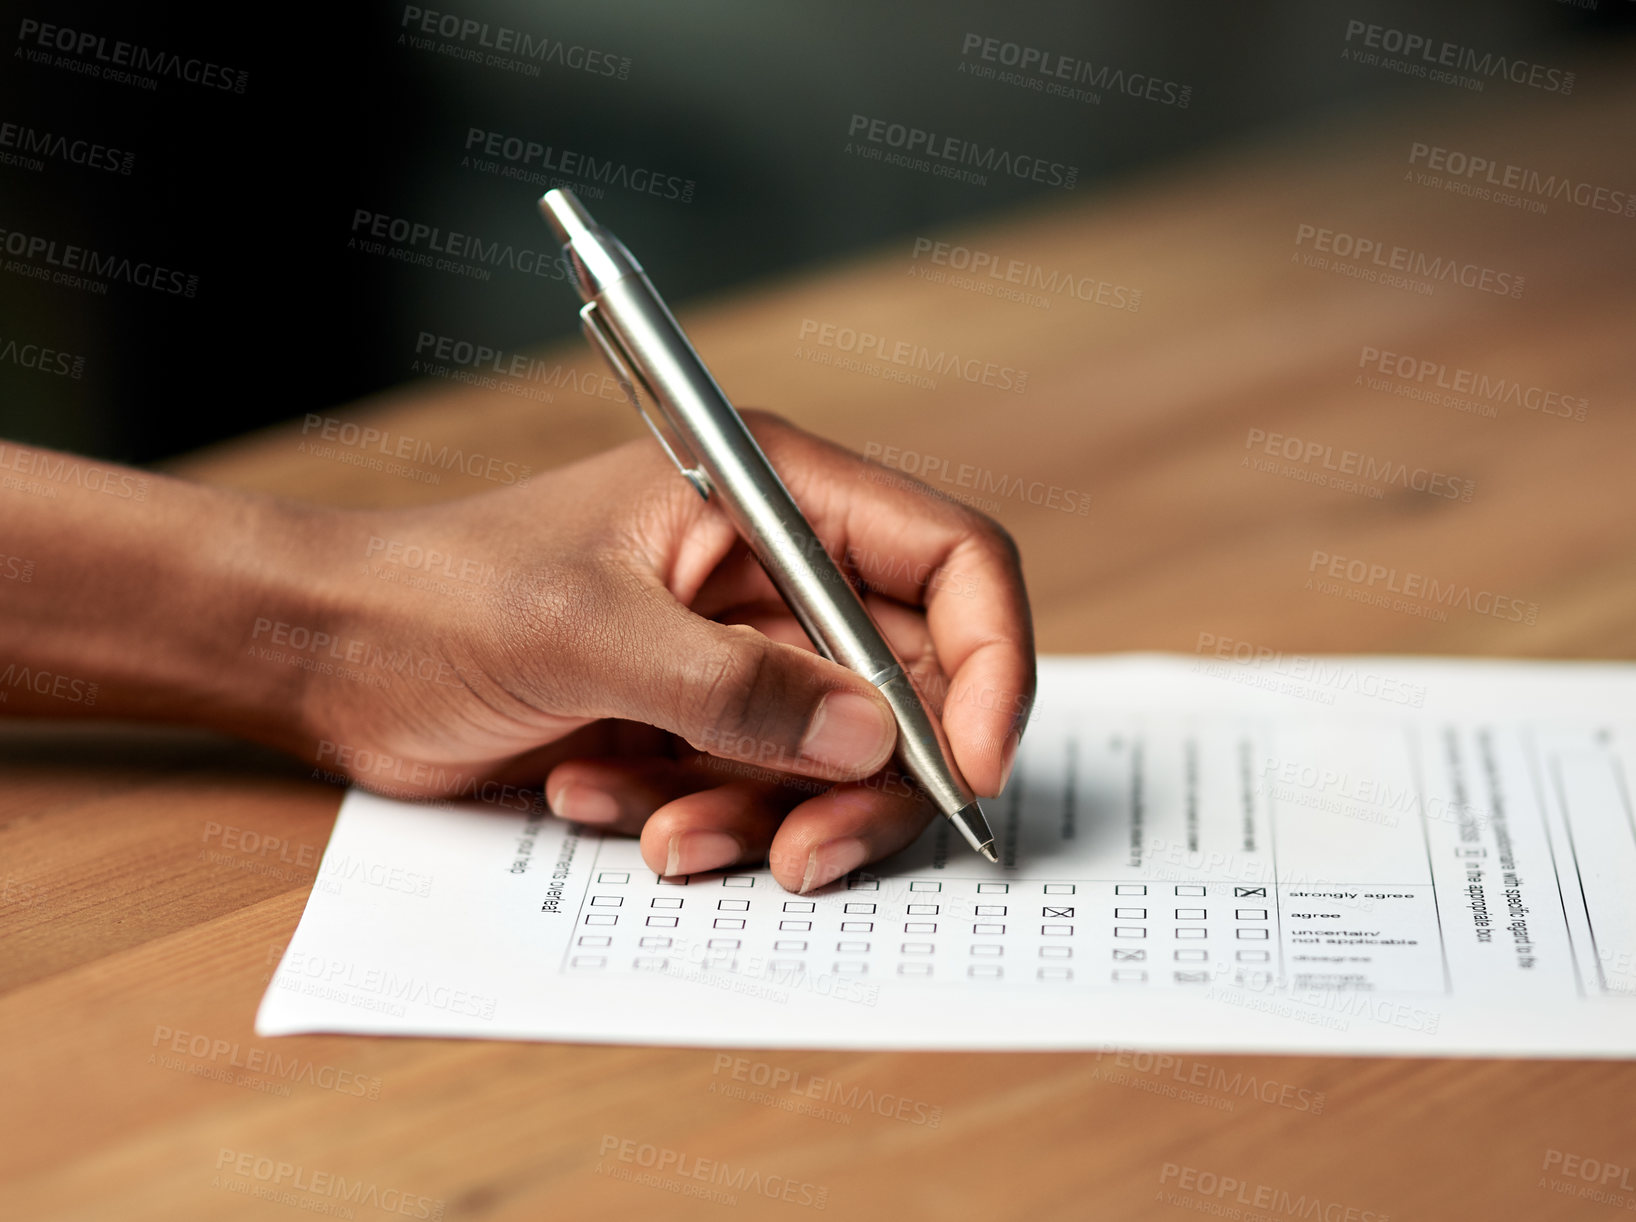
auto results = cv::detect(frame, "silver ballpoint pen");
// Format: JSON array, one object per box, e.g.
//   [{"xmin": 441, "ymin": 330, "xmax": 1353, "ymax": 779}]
[{"xmin": 538, "ymin": 187, "xmax": 999, "ymax": 864}]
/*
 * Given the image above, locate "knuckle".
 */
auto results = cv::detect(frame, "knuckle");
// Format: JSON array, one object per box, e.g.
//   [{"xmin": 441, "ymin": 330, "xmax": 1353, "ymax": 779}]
[{"xmin": 692, "ymin": 628, "xmax": 779, "ymax": 746}]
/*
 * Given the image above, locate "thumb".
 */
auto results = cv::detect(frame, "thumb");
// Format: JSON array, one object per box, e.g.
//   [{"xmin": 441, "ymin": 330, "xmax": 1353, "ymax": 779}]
[{"xmin": 594, "ymin": 599, "xmax": 899, "ymax": 783}]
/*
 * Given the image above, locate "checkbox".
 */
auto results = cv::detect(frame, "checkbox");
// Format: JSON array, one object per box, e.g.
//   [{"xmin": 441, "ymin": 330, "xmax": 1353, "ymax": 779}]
[
  {"xmin": 1175, "ymin": 949, "xmax": 1208, "ymax": 962},
  {"xmin": 1175, "ymin": 885, "xmax": 1206, "ymax": 896},
  {"xmin": 1114, "ymin": 927, "xmax": 1145, "ymax": 939},
  {"xmin": 723, "ymin": 875, "xmax": 755, "ymax": 887},
  {"xmin": 970, "ymin": 944, "xmax": 1003, "ymax": 957},
  {"xmin": 907, "ymin": 904, "xmax": 939, "ymax": 915},
  {"xmin": 586, "ymin": 914, "xmax": 618, "ymax": 926},
  {"xmin": 1041, "ymin": 923, "xmax": 1073, "ymax": 936},
  {"xmin": 968, "ymin": 964, "xmax": 1003, "ymax": 978},
  {"xmin": 1175, "ymin": 927, "xmax": 1206, "ymax": 939},
  {"xmin": 845, "ymin": 902, "xmax": 877, "ymax": 914},
  {"xmin": 658, "ymin": 874, "xmax": 688, "ymax": 885},
  {"xmin": 1236, "ymin": 928, "xmax": 1269, "ymax": 940},
  {"xmin": 713, "ymin": 918, "xmax": 745, "ymax": 929},
  {"xmin": 774, "ymin": 939, "xmax": 807, "ymax": 951},
  {"xmin": 1043, "ymin": 906, "xmax": 1075, "ymax": 918},
  {"xmin": 842, "ymin": 920, "xmax": 874, "ymax": 932},
  {"xmin": 837, "ymin": 940, "xmax": 870, "ymax": 953},
  {"xmin": 1111, "ymin": 968, "xmax": 1147, "ymax": 983},
  {"xmin": 1234, "ymin": 887, "xmax": 1266, "ymax": 898},
  {"xmin": 847, "ymin": 877, "xmax": 879, "ymax": 890},
  {"xmin": 1176, "ymin": 908, "xmax": 1206, "ymax": 919},
  {"xmin": 596, "ymin": 872, "xmax": 630, "ymax": 884},
  {"xmin": 911, "ymin": 881, "xmax": 942, "ymax": 892},
  {"xmin": 1044, "ymin": 883, "xmax": 1076, "ymax": 895},
  {"xmin": 1236, "ymin": 909, "xmax": 1267, "ymax": 920},
  {"xmin": 975, "ymin": 905, "xmax": 1006, "ymax": 916},
  {"xmin": 639, "ymin": 935, "xmax": 672, "ymax": 948},
  {"xmin": 898, "ymin": 962, "xmax": 933, "ymax": 976},
  {"xmin": 1038, "ymin": 967, "xmax": 1073, "ymax": 981},
  {"xmin": 901, "ymin": 942, "xmax": 934, "ymax": 954},
  {"xmin": 645, "ymin": 915, "xmax": 677, "ymax": 927},
  {"xmin": 1112, "ymin": 948, "xmax": 1145, "ymax": 962},
  {"xmin": 780, "ymin": 919, "xmax": 811, "ymax": 931},
  {"xmin": 973, "ymin": 923, "xmax": 1005, "ymax": 934},
  {"xmin": 1115, "ymin": 884, "xmax": 1147, "ymax": 895},
  {"xmin": 590, "ymin": 895, "xmax": 622, "ymax": 907},
  {"xmin": 718, "ymin": 899, "xmax": 749, "ymax": 911},
  {"xmin": 904, "ymin": 921, "xmax": 936, "ymax": 933},
  {"xmin": 1174, "ymin": 970, "xmax": 1208, "ymax": 983},
  {"xmin": 708, "ymin": 938, "xmax": 741, "ymax": 949},
  {"xmin": 833, "ymin": 961, "xmax": 868, "ymax": 974},
  {"xmin": 1237, "ymin": 949, "xmax": 1270, "ymax": 962},
  {"xmin": 783, "ymin": 901, "xmax": 814, "ymax": 912},
  {"xmin": 632, "ymin": 956, "xmax": 666, "ymax": 971},
  {"xmin": 1115, "ymin": 907, "xmax": 1146, "ymax": 919},
  {"xmin": 570, "ymin": 955, "xmax": 607, "ymax": 969},
  {"xmin": 977, "ymin": 882, "xmax": 1009, "ymax": 893},
  {"xmin": 577, "ymin": 935, "xmax": 612, "ymax": 947},
  {"xmin": 651, "ymin": 897, "xmax": 683, "ymax": 909}
]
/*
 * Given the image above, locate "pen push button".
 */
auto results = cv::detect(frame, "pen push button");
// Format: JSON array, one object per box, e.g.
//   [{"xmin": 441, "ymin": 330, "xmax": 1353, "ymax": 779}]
[{"xmin": 579, "ymin": 300, "xmax": 713, "ymax": 502}]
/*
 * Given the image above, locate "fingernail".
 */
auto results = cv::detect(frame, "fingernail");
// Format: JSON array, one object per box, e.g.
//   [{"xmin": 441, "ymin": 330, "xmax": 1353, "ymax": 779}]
[
  {"xmin": 999, "ymin": 730, "xmax": 1021, "ymax": 794},
  {"xmin": 665, "ymin": 830, "xmax": 742, "ymax": 877},
  {"xmin": 553, "ymin": 783, "xmax": 622, "ymax": 824},
  {"xmin": 799, "ymin": 691, "xmax": 896, "ymax": 774},
  {"xmin": 799, "ymin": 836, "xmax": 869, "ymax": 894}
]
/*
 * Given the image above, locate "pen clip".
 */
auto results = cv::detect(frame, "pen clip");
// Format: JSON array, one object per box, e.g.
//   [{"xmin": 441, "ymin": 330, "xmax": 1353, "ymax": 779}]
[{"xmin": 580, "ymin": 301, "xmax": 713, "ymax": 501}]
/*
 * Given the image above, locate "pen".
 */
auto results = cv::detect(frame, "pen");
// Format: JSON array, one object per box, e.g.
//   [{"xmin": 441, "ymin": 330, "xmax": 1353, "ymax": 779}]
[{"xmin": 538, "ymin": 187, "xmax": 999, "ymax": 864}]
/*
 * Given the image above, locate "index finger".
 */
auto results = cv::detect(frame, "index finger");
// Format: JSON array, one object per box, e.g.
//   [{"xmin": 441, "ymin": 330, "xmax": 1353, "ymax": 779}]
[{"xmin": 744, "ymin": 410, "xmax": 1037, "ymax": 798}]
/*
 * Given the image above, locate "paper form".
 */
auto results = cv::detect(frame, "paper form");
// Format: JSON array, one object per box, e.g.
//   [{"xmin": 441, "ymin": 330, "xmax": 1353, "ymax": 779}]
[{"xmin": 256, "ymin": 655, "xmax": 1636, "ymax": 1056}]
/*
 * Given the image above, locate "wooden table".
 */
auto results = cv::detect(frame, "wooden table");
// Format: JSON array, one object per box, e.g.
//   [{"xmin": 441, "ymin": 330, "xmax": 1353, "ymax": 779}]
[{"xmin": 6, "ymin": 63, "xmax": 1635, "ymax": 1222}]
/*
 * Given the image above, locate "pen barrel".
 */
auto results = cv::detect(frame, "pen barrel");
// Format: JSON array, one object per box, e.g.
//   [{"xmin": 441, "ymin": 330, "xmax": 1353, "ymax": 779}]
[{"xmin": 592, "ymin": 272, "xmax": 976, "ymax": 813}]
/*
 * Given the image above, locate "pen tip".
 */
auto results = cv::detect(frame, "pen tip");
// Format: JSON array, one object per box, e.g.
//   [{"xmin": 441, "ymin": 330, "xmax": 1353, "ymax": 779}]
[{"xmin": 979, "ymin": 842, "xmax": 999, "ymax": 864}]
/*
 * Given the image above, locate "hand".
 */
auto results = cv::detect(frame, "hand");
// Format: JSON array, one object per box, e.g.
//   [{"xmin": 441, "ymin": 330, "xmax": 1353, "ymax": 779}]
[{"xmin": 296, "ymin": 410, "xmax": 1035, "ymax": 892}]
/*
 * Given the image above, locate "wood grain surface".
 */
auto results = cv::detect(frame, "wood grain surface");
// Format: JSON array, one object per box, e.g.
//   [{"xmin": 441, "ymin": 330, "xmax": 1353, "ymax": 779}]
[{"xmin": 4, "ymin": 60, "xmax": 1634, "ymax": 1222}]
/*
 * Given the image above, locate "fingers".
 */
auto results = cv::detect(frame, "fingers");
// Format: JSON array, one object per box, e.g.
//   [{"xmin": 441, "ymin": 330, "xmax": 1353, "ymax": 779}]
[
  {"xmin": 638, "ymin": 780, "xmax": 798, "ymax": 878},
  {"xmin": 739, "ymin": 410, "xmax": 1037, "ymax": 797},
  {"xmin": 767, "ymin": 776, "xmax": 938, "ymax": 894},
  {"xmin": 587, "ymin": 591, "xmax": 900, "ymax": 784}
]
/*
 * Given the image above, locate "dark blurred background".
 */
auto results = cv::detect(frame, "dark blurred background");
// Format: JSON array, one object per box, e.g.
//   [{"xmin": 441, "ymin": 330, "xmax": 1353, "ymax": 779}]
[{"xmin": 0, "ymin": 0, "xmax": 1625, "ymax": 465}]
